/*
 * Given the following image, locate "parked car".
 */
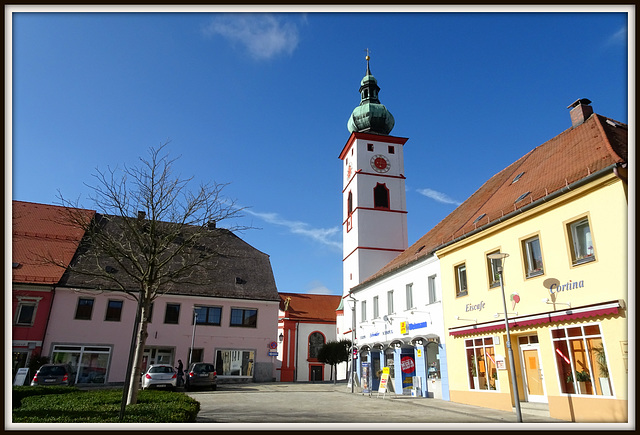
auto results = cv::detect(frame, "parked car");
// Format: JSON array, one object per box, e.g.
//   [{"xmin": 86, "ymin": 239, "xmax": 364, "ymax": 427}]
[
  {"xmin": 31, "ymin": 364, "xmax": 75, "ymax": 386},
  {"xmin": 185, "ymin": 362, "xmax": 217, "ymax": 391},
  {"xmin": 141, "ymin": 364, "xmax": 177, "ymax": 390}
]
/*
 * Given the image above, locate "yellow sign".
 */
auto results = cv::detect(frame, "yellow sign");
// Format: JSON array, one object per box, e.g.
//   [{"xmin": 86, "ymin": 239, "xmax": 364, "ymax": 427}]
[
  {"xmin": 378, "ymin": 372, "xmax": 389, "ymax": 393},
  {"xmin": 400, "ymin": 321, "xmax": 407, "ymax": 334},
  {"xmin": 416, "ymin": 349, "xmax": 422, "ymax": 357},
  {"xmin": 382, "ymin": 367, "xmax": 390, "ymax": 375}
]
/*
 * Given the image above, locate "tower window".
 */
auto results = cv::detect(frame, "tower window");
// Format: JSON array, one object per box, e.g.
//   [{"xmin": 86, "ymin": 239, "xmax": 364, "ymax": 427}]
[
  {"xmin": 367, "ymin": 143, "xmax": 374, "ymax": 152},
  {"xmin": 373, "ymin": 183, "xmax": 390, "ymax": 209},
  {"xmin": 388, "ymin": 146, "xmax": 395, "ymax": 154},
  {"xmin": 347, "ymin": 191, "xmax": 353, "ymax": 215}
]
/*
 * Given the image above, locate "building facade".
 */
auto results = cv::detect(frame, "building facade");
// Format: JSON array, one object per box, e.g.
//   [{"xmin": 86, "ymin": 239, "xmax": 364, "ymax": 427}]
[
  {"xmin": 277, "ymin": 292, "xmax": 342, "ymax": 382},
  {"xmin": 438, "ymin": 102, "xmax": 628, "ymax": 422}
]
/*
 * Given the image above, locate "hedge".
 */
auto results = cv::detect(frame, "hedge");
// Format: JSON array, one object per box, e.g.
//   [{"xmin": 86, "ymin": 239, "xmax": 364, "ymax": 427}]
[{"xmin": 12, "ymin": 387, "xmax": 200, "ymax": 423}]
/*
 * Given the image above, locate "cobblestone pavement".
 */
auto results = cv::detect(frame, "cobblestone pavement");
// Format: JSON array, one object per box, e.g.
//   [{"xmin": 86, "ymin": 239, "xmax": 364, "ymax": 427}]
[{"xmin": 186, "ymin": 382, "xmax": 568, "ymax": 428}]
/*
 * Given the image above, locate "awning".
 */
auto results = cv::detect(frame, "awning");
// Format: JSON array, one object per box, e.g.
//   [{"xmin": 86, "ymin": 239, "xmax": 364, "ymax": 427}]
[{"xmin": 448, "ymin": 300, "xmax": 623, "ymax": 337}]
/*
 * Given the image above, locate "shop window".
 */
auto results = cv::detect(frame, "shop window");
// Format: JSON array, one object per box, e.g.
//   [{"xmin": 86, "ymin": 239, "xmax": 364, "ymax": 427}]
[
  {"xmin": 455, "ymin": 264, "xmax": 468, "ymax": 297},
  {"xmin": 215, "ymin": 349, "xmax": 255, "ymax": 377},
  {"xmin": 567, "ymin": 217, "xmax": 595, "ymax": 265},
  {"xmin": 522, "ymin": 235, "xmax": 544, "ymax": 278},
  {"xmin": 230, "ymin": 308, "xmax": 257, "ymax": 328},
  {"xmin": 15, "ymin": 301, "xmax": 37, "ymax": 326},
  {"xmin": 487, "ymin": 251, "xmax": 503, "ymax": 288},
  {"xmin": 387, "ymin": 290, "xmax": 394, "ymax": 315},
  {"xmin": 552, "ymin": 324, "xmax": 612, "ymax": 396},
  {"xmin": 465, "ymin": 337, "xmax": 497, "ymax": 390},
  {"xmin": 52, "ymin": 344, "xmax": 111, "ymax": 384},
  {"xmin": 373, "ymin": 183, "xmax": 390, "ymax": 209},
  {"xmin": 373, "ymin": 296, "xmax": 379, "ymax": 318},
  {"xmin": 405, "ymin": 283, "xmax": 414, "ymax": 310},
  {"xmin": 426, "ymin": 342, "xmax": 441, "ymax": 380},
  {"xmin": 428, "ymin": 275, "xmax": 438, "ymax": 304},
  {"xmin": 75, "ymin": 298, "xmax": 94, "ymax": 320},
  {"xmin": 195, "ymin": 305, "xmax": 222, "ymax": 326},
  {"xmin": 308, "ymin": 332, "xmax": 325, "ymax": 361},
  {"xmin": 105, "ymin": 300, "xmax": 123, "ymax": 322},
  {"xmin": 164, "ymin": 303, "xmax": 181, "ymax": 324},
  {"xmin": 361, "ymin": 300, "xmax": 367, "ymax": 322}
]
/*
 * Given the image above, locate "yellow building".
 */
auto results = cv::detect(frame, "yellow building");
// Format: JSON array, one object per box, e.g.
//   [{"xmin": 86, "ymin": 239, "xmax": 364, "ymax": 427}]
[{"xmin": 436, "ymin": 99, "xmax": 628, "ymax": 422}]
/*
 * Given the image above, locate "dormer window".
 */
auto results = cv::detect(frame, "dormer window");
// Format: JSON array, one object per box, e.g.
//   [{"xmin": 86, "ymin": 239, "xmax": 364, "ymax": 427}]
[
  {"xmin": 511, "ymin": 172, "xmax": 525, "ymax": 184},
  {"xmin": 473, "ymin": 213, "xmax": 487, "ymax": 224},
  {"xmin": 515, "ymin": 192, "xmax": 531, "ymax": 203}
]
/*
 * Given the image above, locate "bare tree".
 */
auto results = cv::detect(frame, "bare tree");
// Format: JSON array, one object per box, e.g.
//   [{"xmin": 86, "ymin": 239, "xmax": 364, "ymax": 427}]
[{"xmin": 55, "ymin": 143, "xmax": 248, "ymax": 407}]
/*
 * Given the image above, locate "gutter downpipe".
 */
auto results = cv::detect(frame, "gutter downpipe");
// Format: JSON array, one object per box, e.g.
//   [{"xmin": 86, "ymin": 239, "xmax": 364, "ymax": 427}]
[{"xmin": 350, "ymin": 163, "xmax": 619, "ymax": 294}]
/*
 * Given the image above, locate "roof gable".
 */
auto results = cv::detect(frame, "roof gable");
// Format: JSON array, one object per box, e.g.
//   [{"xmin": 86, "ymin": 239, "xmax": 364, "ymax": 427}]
[{"xmin": 279, "ymin": 292, "xmax": 341, "ymax": 322}]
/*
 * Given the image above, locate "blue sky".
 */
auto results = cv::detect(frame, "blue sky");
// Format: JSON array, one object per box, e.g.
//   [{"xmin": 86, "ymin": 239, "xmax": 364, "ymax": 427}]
[{"xmin": 8, "ymin": 7, "xmax": 630, "ymax": 296}]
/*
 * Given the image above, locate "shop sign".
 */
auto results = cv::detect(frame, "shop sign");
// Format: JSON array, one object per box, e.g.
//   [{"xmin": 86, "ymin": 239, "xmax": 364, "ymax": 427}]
[
  {"xmin": 549, "ymin": 279, "xmax": 584, "ymax": 294},
  {"xmin": 466, "ymin": 300, "xmax": 486, "ymax": 312},
  {"xmin": 408, "ymin": 321, "xmax": 428, "ymax": 330},
  {"xmin": 495, "ymin": 355, "xmax": 506, "ymax": 370},
  {"xmin": 400, "ymin": 321, "xmax": 408, "ymax": 334},
  {"xmin": 401, "ymin": 356, "xmax": 415, "ymax": 373}
]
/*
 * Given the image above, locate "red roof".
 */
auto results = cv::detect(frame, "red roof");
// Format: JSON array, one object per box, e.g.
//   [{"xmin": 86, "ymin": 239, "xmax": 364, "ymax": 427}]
[
  {"xmin": 279, "ymin": 292, "xmax": 342, "ymax": 323},
  {"xmin": 359, "ymin": 113, "xmax": 627, "ymax": 287},
  {"xmin": 12, "ymin": 201, "xmax": 95, "ymax": 284}
]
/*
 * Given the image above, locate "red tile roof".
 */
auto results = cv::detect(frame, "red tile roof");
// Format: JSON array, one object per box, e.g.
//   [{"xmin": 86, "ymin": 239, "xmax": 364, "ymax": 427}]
[
  {"xmin": 279, "ymin": 292, "xmax": 342, "ymax": 323},
  {"xmin": 357, "ymin": 113, "xmax": 627, "ymax": 288},
  {"xmin": 12, "ymin": 201, "xmax": 94, "ymax": 284}
]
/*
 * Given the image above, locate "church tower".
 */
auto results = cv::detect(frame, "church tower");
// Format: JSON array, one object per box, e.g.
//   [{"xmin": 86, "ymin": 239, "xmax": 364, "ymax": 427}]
[{"xmin": 340, "ymin": 55, "xmax": 409, "ymax": 296}]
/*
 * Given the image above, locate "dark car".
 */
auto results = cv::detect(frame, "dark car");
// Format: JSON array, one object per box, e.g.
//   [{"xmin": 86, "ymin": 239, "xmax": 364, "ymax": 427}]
[
  {"xmin": 185, "ymin": 362, "xmax": 217, "ymax": 391},
  {"xmin": 31, "ymin": 364, "xmax": 75, "ymax": 386}
]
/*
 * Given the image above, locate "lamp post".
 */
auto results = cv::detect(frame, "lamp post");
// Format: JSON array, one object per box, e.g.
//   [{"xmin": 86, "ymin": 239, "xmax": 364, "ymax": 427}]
[
  {"xmin": 347, "ymin": 293, "xmax": 356, "ymax": 394},
  {"xmin": 189, "ymin": 309, "xmax": 198, "ymax": 368},
  {"xmin": 488, "ymin": 252, "xmax": 523, "ymax": 423}
]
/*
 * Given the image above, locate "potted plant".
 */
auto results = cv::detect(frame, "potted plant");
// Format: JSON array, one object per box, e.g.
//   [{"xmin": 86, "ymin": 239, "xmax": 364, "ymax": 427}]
[
  {"xmin": 593, "ymin": 345, "xmax": 612, "ymax": 396},
  {"xmin": 575, "ymin": 370, "xmax": 591, "ymax": 394}
]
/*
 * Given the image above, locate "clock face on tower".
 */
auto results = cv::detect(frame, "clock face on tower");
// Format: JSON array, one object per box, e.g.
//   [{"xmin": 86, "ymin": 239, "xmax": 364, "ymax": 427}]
[{"xmin": 370, "ymin": 154, "xmax": 390, "ymax": 173}]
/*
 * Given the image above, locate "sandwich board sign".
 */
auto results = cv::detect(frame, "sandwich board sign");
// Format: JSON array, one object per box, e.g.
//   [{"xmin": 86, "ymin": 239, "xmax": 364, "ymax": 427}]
[{"xmin": 377, "ymin": 367, "xmax": 395, "ymax": 398}]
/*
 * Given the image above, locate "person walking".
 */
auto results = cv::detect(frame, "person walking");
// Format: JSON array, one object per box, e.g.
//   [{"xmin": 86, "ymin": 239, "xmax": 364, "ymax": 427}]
[{"xmin": 176, "ymin": 359, "xmax": 184, "ymax": 387}]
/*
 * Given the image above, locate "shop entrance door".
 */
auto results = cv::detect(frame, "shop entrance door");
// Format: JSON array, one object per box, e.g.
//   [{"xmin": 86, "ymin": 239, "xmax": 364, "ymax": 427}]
[{"xmin": 519, "ymin": 343, "xmax": 547, "ymax": 403}]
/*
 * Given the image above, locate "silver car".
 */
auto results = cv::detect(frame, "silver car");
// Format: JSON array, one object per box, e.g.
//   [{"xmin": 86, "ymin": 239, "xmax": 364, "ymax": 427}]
[{"xmin": 141, "ymin": 364, "xmax": 177, "ymax": 390}]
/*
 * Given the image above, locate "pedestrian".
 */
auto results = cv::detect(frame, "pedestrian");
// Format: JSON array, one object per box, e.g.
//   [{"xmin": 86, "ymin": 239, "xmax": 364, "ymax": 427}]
[{"xmin": 176, "ymin": 359, "xmax": 184, "ymax": 387}]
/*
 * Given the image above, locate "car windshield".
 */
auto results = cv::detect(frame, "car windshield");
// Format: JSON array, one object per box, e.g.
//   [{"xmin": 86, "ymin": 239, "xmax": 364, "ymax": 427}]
[
  {"xmin": 39, "ymin": 366, "xmax": 66, "ymax": 376},
  {"xmin": 149, "ymin": 366, "xmax": 173, "ymax": 374}
]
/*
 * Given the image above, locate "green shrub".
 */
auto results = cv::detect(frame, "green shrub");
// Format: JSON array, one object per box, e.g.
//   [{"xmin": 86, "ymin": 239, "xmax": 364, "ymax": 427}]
[
  {"xmin": 12, "ymin": 388, "xmax": 200, "ymax": 423},
  {"xmin": 12, "ymin": 386, "xmax": 80, "ymax": 409}
]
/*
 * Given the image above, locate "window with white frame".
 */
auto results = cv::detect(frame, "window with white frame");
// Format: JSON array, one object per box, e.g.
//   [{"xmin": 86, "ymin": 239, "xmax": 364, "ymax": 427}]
[
  {"xmin": 361, "ymin": 300, "xmax": 367, "ymax": 322},
  {"xmin": 487, "ymin": 251, "xmax": 502, "ymax": 288},
  {"xmin": 522, "ymin": 235, "xmax": 544, "ymax": 278},
  {"xmin": 15, "ymin": 301, "xmax": 37, "ymax": 326},
  {"xmin": 455, "ymin": 264, "xmax": 468, "ymax": 297},
  {"xmin": 428, "ymin": 275, "xmax": 438, "ymax": 304},
  {"xmin": 465, "ymin": 337, "xmax": 497, "ymax": 390},
  {"xmin": 387, "ymin": 290, "xmax": 394, "ymax": 314},
  {"xmin": 552, "ymin": 323, "xmax": 612, "ymax": 396},
  {"xmin": 373, "ymin": 296, "xmax": 379, "ymax": 318},
  {"xmin": 567, "ymin": 217, "xmax": 595, "ymax": 265},
  {"xmin": 405, "ymin": 284, "xmax": 413, "ymax": 310}
]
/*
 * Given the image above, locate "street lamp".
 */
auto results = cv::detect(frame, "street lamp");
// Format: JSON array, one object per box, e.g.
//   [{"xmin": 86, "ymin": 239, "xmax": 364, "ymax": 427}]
[
  {"xmin": 487, "ymin": 252, "xmax": 523, "ymax": 423},
  {"xmin": 189, "ymin": 308, "xmax": 198, "ymax": 367},
  {"xmin": 347, "ymin": 293, "xmax": 356, "ymax": 394}
]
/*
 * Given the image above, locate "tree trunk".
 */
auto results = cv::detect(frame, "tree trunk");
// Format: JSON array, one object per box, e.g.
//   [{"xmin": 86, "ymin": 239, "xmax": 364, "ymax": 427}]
[{"xmin": 126, "ymin": 305, "xmax": 150, "ymax": 405}]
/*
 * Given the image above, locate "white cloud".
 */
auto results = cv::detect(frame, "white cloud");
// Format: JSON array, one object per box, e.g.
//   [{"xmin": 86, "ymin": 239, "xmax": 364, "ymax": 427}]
[
  {"xmin": 245, "ymin": 208, "xmax": 342, "ymax": 250},
  {"xmin": 417, "ymin": 188, "xmax": 462, "ymax": 206},
  {"xmin": 305, "ymin": 280, "xmax": 339, "ymax": 295},
  {"xmin": 203, "ymin": 14, "xmax": 301, "ymax": 60},
  {"xmin": 606, "ymin": 25, "xmax": 627, "ymax": 46}
]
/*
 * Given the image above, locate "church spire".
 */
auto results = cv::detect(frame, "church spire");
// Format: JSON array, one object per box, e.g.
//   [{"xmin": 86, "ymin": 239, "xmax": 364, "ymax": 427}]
[{"xmin": 347, "ymin": 52, "xmax": 395, "ymax": 135}]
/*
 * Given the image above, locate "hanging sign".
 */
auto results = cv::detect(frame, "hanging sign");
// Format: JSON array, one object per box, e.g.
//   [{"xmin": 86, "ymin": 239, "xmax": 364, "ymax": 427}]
[{"xmin": 400, "ymin": 321, "xmax": 408, "ymax": 335}]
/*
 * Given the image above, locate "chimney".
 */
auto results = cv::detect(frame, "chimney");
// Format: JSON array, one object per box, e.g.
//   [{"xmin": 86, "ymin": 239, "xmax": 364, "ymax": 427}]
[
  {"xmin": 137, "ymin": 211, "xmax": 146, "ymax": 221},
  {"xmin": 567, "ymin": 98, "xmax": 593, "ymax": 127},
  {"xmin": 207, "ymin": 220, "xmax": 216, "ymax": 230}
]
